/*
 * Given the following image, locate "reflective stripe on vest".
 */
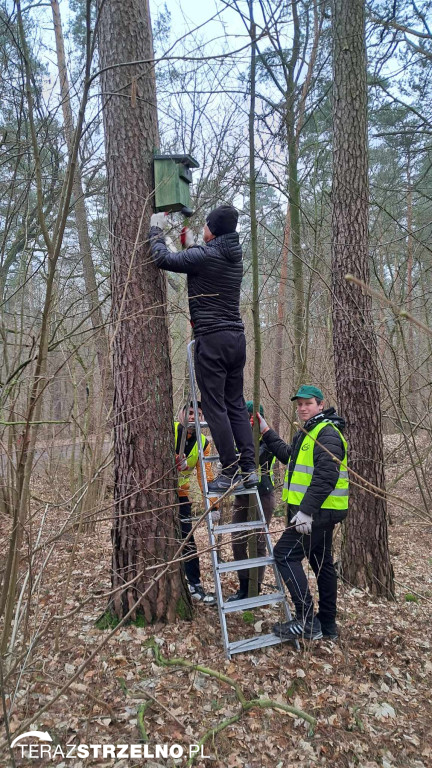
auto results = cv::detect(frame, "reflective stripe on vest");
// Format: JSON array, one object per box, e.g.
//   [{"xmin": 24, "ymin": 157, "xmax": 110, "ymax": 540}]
[
  {"xmin": 258, "ymin": 455, "xmax": 276, "ymax": 486},
  {"xmin": 174, "ymin": 422, "xmax": 206, "ymax": 489},
  {"xmin": 282, "ymin": 421, "xmax": 348, "ymax": 510}
]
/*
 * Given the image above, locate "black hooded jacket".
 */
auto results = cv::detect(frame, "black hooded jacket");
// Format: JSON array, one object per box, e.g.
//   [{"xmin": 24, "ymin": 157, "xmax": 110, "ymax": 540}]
[
  {"xmin": 149, "ymin": 228, "xmax": 244, "ymax": 336},
  {"xmin": 262, "ymin": 408, "xmax": 347, "ymax": 523}
]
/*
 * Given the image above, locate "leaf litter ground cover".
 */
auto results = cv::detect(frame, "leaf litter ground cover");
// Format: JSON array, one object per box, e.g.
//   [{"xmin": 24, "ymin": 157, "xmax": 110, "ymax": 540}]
[{"xmin": 0, "ymin": 453, "xmax": 431, "ymax": 768}]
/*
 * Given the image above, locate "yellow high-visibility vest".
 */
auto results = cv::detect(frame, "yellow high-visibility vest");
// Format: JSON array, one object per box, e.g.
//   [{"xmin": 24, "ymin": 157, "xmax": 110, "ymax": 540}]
[
  {"xmin": 282, "ymin": 421, "xmax": 348, "ymax": 510},
  {"xmin": 174, "ymin": 422, "xmax": 206, "ymax": 489}
]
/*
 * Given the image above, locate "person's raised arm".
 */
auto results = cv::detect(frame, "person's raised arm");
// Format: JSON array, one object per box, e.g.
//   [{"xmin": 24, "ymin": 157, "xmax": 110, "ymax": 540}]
[
  {"xmin": 256, "ymin": 412, "xmax": 292, "ymax": 465},
  {"xmin": 149, "ymin": 215, "xmax": 205, "ymax": 275}
]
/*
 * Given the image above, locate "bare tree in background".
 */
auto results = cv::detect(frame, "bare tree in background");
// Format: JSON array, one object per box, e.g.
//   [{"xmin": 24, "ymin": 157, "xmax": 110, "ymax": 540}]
[
  {"xmin": 97, "ymin": 0, "xmax": 191, "ymax": 621},
  {"xmin": 51, "ymin": 0, "xmax": 111, "ymax": 411},
  {"xmin": 331, "ymin": 0, "xmax": 394, "ymax": 596}
]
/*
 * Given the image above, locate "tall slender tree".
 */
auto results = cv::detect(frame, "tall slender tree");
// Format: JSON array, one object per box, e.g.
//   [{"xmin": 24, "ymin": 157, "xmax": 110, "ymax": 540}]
[
  {"xmin": 51, "ymin": 0, "xmax": 111, "ymax": 409},
  {"xmin": 248, "ymin": 0, "xmax": 260, "ymax": 596},
  {"xmin": 331, "ymin": 0, "xmax": 394, "ymax": 596},
  {"xmin": 97, "ymin": 0, "xmax": 191, "ymax": 621}
]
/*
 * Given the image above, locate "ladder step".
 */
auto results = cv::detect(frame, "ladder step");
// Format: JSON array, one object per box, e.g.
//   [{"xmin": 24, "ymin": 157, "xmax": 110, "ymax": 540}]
[
  {"xmin": 205, "ymin": 454, "xmax": 240, "ymax": 462},
  {"xmin": 216, "ymin": 556, "xmax": 274, "ymax": 573},
  {"xmin": 222, "ymin": 591, "xmax": 286, "ymax": 613},
  {"xmin": 206, "ymin": 485, "xmax": 257, "ymax": 497},
  {"xmin": 228, "ymin": 632, "xmax": 289, "ymax": 655},
  {"xmin": 213, "ymin": 521, "xmax": 265, "ymax": 535}
]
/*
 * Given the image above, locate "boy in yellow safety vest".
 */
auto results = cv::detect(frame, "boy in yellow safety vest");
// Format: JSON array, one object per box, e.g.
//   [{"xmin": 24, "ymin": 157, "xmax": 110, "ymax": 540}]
[
  {"xmin": 175, "ymin": 402, "xmax": 219, "ymax": 604},
  {"xmin": 256, "ymin": 385, "xmax": 348, "ymax": 641}
]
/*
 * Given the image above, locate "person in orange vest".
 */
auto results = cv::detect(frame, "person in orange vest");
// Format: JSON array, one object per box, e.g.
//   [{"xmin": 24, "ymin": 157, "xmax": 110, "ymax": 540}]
[{"xmin": 175, "ymin": 402, "xmax": 218, "ymax": 604}]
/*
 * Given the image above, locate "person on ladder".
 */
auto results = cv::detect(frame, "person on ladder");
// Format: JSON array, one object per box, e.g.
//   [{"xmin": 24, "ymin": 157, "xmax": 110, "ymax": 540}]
[
  {"xmin": 228, "ymin": 401, "xmax": 276, "ymax": 601},
  {"xmin": 150, "ymin": 205, "xmax": 258, "ymax": 493},
  {"xmin": 175, "ymin": 401, "xmax": 218, "ymax": 604},
  {"xmin": 256, "ymin": 386, "xmax": 348, "ymax": 641}
]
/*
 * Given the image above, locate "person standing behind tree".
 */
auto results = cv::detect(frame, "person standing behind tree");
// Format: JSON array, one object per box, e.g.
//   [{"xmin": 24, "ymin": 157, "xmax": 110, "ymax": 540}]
[
  {"xmin": 175, "ymin": 402, "xmax": 218, "ymax": 604},
  {"xmin": 227, "ymin": 401, "xmax": 276, "ymax": 601},
  {"xmin": 256, "ymin": 385, "xmax": 348, "ymax": 641},
  {"xmin": 149, "ymin": 205, "xmax": 258, "ymax": 493}
]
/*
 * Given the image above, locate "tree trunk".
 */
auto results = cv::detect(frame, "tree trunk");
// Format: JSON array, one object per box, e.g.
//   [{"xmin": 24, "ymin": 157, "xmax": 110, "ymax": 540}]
[
  {"xmin": 51, "ymin": 0, "xmax": 112, "ymax": 414},
  {"xmin": 405, "ymin": 153, "xmax": 418, "ymax": 419},
  {"xmin": 272, "ymin": 203, "xmax": 290, "ymax": 438},
  {"xmin": 287, "ymin": 0, "xmax": 305, "ymax": 389},
  {"xmin": 248, "ymin": 0, "xmax": 259, "ymax": 597},
  {"xmin": 332, "ymin": 0, "xmax": 394, "ymax": 597},
  {"xmin": 97, "ymin": 0, "xmax": 191, "ymax": 621}
]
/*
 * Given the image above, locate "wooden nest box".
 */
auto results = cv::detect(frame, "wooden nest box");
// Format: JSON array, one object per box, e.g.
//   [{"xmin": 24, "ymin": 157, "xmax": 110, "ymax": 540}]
[{"xmin": 153, "ymin": 153, "xmax": 199, "ymax": 217}]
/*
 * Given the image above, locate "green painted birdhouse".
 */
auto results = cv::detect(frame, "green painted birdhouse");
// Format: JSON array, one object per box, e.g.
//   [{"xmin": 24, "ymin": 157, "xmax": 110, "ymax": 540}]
[{"xmin": 153, "ymin": 153, "xmax": 199, "ymax": 216}]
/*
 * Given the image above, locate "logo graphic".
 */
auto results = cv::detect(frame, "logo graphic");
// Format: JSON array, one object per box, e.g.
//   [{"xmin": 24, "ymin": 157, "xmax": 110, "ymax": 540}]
[
  {"xmin": 10, "ymin": 731, "xmax": 52, "ymax": 748},
  {"xmin": 11, "ymin": 731, "xmax": 210, "ymax": 761}
]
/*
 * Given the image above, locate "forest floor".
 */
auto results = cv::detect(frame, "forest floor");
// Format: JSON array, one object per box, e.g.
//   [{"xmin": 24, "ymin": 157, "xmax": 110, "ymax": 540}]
[{"xmin": 1, "ymin": 436, "xmax": 431, "ymax": 768}]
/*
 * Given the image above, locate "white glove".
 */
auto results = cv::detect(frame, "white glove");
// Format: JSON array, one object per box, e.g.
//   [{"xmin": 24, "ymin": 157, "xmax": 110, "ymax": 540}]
[
  {"xmin": 150, "ymin": 212, "xmax": 169, "ymax": 230},
  {"xmin": 292, "ymin": 511, "xmax": 312, "ymax": 534},
  {"xmin": 256, "ymin": 412, "xmax": 269, "ymax": 434},
  {"xmin": 176, "ymin": 455, "xmax": 188, "ymax": 472}
]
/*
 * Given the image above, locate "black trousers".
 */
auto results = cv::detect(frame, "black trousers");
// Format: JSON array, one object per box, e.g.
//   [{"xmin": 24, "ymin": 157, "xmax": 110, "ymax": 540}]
[
  {"xmin": 179, "ymin": 497, "xmax": 200, "ymax": 586},
  {"xmin": 273, "ymin": 522, "xmax": 337, "ymax": 625},
  {"xmin": 194, "ymin": 330, "xmax": 255, "ymax": 473},
  {"xmin": 232, "ymin": 491, "xmax": 275, "ymax": 583}
]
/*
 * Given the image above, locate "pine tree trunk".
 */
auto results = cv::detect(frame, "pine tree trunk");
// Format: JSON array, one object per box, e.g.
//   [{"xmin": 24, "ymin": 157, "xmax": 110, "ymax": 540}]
[
  {"xmin": 97, "ymin": 0, "xmax": 191, "ymax": 621},
  {"xmin": 332, "ymin": 0, "xmax": 394, "ymax": 597}
]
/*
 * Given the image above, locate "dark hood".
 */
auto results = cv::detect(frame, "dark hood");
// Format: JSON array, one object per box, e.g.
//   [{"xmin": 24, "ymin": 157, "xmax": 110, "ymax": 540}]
[
  {"xmin": 210, "ymin": 232, "xmax": 242, "ymax": 263},
  {"xmin": 304, "ymin": 407, "xmax": 346, "ymax": 433}
]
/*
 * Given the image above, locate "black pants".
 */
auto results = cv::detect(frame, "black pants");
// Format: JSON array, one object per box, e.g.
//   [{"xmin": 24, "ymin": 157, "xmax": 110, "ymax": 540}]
[
  {"xmin": 179, "ymin": 497, "xmax": 200, "ymax": 586},
  {"xmin": 194, "ymin": 330, "xmax": 255, "ymax": 473},
  {"xmin": 273, "ymin": 521, "xmax": 337, "ymax": 625},
  {"xmin": 232, "ymin": 491, "xmax": 275, "ymax": 583}
]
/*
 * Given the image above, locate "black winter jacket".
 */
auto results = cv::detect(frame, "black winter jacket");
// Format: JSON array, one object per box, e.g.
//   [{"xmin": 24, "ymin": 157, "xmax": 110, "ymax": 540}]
[
  {"xmin": 262, "ymin": 408, "xmax": 347, "ymax": 525},
  {"xmin": 149, "ymin": 228, "xmax": 244, "ymax": 336}
]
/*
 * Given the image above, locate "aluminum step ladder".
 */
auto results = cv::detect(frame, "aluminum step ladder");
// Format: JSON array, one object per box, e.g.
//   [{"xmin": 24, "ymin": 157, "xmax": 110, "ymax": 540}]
[{"xmin": 186, "ymin": 340, "xmax": 297, "ymax": 658}]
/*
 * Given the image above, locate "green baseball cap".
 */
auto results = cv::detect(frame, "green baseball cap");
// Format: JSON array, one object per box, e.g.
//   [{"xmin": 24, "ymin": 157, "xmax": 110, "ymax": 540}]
[
  {"xmin": 245, "ymin": 400, "xmax": 264, "ymax": 416},
  {"xmin": 291, "ymin": 385, "xmax": 324, "ymax": 401}
]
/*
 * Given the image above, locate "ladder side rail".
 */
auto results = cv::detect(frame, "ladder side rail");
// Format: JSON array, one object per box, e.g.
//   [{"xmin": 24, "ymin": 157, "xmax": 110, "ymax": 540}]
[
  {"xmin": 244, "ymin": 489, "xmax": 295, "ymax": 631},
  {"xmin": 177, "ymin": 396, "xmax": 189, "ymax": 465},
  {"xmin": 187, "ymin": 340, "xmax": 209, "ymax": 498},
  {"xmin": 204, "ymin": 493, "xmax": 230, "ymax": 657},
  {"xmin": 187, "ymin": 340, "xmax": 230, "ymax": 657},
  {"xmin": 185, "ymin": 340, "xmax": 296, "ymax": 655}
]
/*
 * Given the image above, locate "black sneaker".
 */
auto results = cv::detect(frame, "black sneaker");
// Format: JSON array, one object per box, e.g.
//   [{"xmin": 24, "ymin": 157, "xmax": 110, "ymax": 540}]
[
  {"xmin": 207, "ymin": 472, "xmax": 243, "ymax": 494},
  {"xmin": 227, "ymin": 587, "xmax": 248, "ymax": 602},
  {"xmin": 188, "ymin": 583, "xmax": 216, "ymax": 605},
  {"xmin": 242, "ymin": 470, "xmax": 259, "ymax": 488},
  {"xmin": 321, "ymin": 622, "xmax": 339, "ymax": 640},
  {"xmin": 273, "ymin": 616, "xmax": 323, "ymax": 640}
]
